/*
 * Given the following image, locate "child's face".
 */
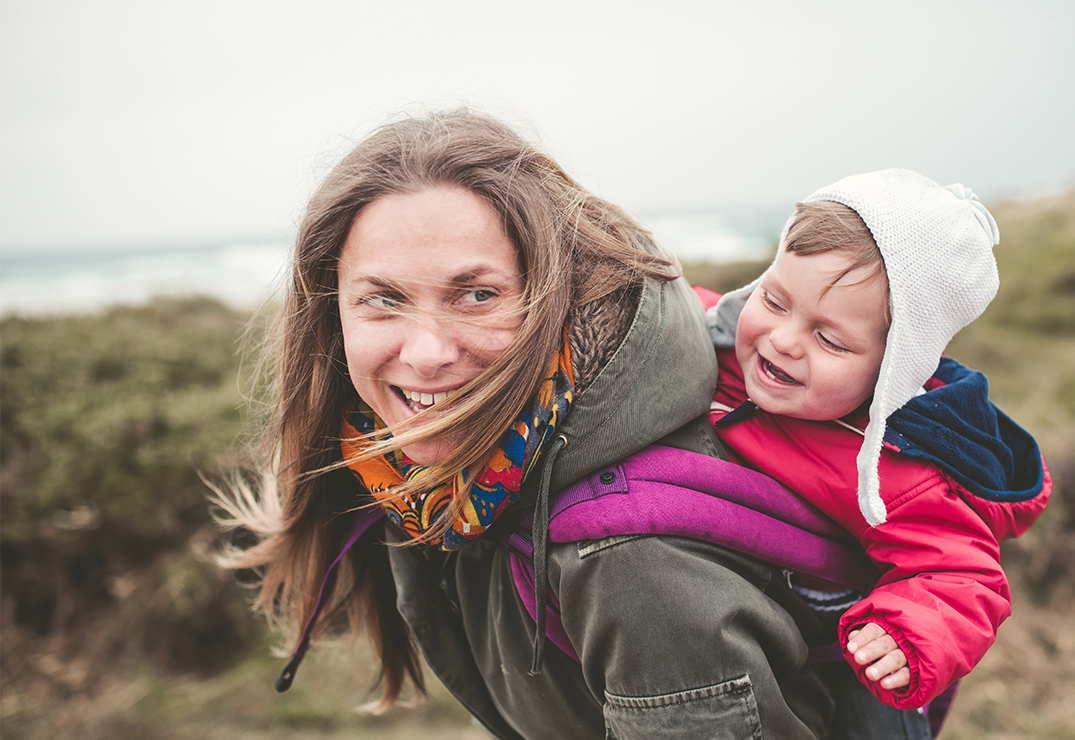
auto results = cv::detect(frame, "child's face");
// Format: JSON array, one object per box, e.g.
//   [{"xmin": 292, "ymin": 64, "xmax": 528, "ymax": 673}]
[{"xmin": 736, "ymin": 248, "xmax": 889, "ymax": 421}]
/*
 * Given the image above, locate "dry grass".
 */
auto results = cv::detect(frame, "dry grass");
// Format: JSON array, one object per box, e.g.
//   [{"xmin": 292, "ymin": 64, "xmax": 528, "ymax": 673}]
[
  {"xmin": 0, "ymin": 626, "xmax": 488, "ymax": 740},
  {"xmin": 943, "ymin": 587, "xmax": 1075, "ymax": 739}
]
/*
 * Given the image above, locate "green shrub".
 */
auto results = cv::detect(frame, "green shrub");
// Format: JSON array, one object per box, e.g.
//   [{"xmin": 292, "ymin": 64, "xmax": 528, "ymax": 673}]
[{"xmin": 1, "ymin": 296, "xmax": 257, "ymax": 681}]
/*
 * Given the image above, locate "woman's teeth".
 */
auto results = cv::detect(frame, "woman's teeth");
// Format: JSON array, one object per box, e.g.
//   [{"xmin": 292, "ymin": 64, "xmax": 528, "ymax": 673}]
[{"xmin": 404, "ymin": 389, "xmax": 449, "ymax": 408}]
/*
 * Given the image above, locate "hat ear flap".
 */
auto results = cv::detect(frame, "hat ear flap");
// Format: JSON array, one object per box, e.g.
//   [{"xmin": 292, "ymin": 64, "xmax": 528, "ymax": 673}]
[{"xmin": 857, "ymin": 399, "xmax": 890, "ymax": 526}]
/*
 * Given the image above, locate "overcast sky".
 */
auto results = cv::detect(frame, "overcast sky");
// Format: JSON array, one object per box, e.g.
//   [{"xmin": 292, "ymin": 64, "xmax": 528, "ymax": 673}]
[{"xmin": 2, "ymin": 0, "xmax": 1073, "ymax": 252}]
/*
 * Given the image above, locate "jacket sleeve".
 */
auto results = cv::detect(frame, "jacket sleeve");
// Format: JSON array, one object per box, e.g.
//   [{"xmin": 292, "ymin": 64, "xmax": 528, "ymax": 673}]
[
  {"xmin": 552, "ymin": 534, "xmax": 832, "ymax": 740},
  {"xmin": 838, "ymin": 473, "xmax": 1011, "ymax": 710}
]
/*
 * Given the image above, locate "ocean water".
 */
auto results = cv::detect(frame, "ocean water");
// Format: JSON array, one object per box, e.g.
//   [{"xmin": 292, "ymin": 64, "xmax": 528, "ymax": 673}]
[
  {"xmin": 0, "ymin": 240, "xmax": 290, "ymax": 316},
  {"xmin": 0, "ymin": 208, "xmax": 781, "ymax": 317},
  {"xmin": 641, "ymin": 207, "xmax": 782, "ymax": 264}
]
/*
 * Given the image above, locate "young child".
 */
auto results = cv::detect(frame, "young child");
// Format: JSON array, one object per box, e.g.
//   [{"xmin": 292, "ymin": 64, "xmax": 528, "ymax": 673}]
[{"xmin": 704, "ymin": 169, "xmax": 1051, "ymax": 715}]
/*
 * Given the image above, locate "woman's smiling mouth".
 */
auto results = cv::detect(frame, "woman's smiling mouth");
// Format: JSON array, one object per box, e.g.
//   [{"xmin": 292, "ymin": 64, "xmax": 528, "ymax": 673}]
[{"xmin": 395, "ymin": 386, "xmax": 453, "ymax": 412}]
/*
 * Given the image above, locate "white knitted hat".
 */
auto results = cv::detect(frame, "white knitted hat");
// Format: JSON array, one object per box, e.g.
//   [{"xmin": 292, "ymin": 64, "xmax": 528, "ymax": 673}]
[{"xmin": 709, "ymin": 169, "xmax": 1000, "ymax": 526}]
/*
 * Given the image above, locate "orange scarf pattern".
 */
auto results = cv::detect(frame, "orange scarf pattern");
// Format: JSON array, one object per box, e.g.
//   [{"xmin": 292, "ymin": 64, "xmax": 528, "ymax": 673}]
[{"xmin": 341, "ymin": 335, "xmax": 574, "ymax": 550}]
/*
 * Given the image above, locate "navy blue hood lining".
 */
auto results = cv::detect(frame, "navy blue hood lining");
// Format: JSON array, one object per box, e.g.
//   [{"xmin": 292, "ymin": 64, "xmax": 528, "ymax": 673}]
[{"xmin": 883, "ymin": 357, "xmax": 1044, "ymax": 503}]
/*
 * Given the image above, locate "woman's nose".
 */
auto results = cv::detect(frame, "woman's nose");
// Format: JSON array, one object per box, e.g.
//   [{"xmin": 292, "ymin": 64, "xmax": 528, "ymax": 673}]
[{"xmin": 398, "ymin": 321, "xmax": 460, "ymax": 377}]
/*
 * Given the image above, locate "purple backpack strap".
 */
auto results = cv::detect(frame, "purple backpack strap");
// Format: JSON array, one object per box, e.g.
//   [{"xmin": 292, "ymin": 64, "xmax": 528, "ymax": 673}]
[
  {"xmin": 924, "ymin": 679, "xmax": 960, "ymax": 737},
  {"xmin": 276, "ymin": 505, "xmax": 386, "ymax": 692},
  {"xmin": 504, "ymin": 444, "xmax": 876, "ymax": 665}
]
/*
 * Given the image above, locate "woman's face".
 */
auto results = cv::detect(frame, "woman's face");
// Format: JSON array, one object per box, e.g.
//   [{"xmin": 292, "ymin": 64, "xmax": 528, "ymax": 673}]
[{"xmin": 337, "ymin": 185, "xmax": 525, "ymax": 466}]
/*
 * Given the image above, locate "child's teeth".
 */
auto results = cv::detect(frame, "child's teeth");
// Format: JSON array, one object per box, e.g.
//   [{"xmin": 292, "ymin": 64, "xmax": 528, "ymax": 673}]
[
  {"xmin": 420, "ymin": 393, "xmax": 433, "ymax": 406},
  {"xmin": 764, "ymin": 360, "xmax": 799, "ymax": 385}
]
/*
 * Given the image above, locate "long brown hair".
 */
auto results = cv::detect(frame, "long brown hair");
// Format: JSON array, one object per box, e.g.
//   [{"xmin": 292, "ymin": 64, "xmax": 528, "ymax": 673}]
[{"xmin": 214, "ymin": 109, "xmax": 677, "ymax": 708}]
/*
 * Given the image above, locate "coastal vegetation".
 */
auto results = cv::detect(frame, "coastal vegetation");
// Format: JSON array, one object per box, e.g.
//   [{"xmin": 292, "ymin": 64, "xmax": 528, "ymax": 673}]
[{"xmin": 2, "ymin": 189, "xmax": 1074, "ymax": 738}]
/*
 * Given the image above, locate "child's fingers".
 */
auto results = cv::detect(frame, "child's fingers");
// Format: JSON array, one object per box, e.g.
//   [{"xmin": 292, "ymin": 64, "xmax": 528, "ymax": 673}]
[
  {"xmin": 845, "ymin": 622, "xmax": 888, "ymax": 654},
  {"xmin": 848, "ymin": 631, "xmax": 898, "ymax": 667},
  {"xmin": 864, "ymin": 648, "xmax": 908, "ymax": 684},
  {"xmin": 879, "ymin": 666, "xmax": 911, "ymax": 690},
  {"xmin": 846, "ymin": 623, "xmax": 912, "ymax": 691}
]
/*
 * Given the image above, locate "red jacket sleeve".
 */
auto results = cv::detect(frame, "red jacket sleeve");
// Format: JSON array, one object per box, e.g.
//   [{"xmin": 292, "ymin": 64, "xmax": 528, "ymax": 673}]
[
  {"xmin": 838, "ymin": 472, "xmax": 1011, "ymax": 710},
  {"xmin": 692, "ymin": 286, "xmax": 722, "ymax": 311}
]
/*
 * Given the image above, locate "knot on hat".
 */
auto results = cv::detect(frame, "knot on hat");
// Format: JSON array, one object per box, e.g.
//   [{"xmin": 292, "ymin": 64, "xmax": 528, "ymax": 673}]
[{"xmin": 943, "ymin": 184, "xmax": 1000, "ymax": 246}]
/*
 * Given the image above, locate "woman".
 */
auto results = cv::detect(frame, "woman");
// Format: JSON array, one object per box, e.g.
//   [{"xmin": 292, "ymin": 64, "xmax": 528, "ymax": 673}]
[{"xmin": 216, "ymin": 110, "xmax": 833, "ymax": 738}]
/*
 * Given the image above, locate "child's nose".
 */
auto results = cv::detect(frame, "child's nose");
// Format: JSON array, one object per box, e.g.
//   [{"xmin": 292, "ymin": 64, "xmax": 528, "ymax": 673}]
[
  {"xmin": 398, "ymin": 321, "xmax": 460, "ymax": 377},
  {"xmin": 768, "ymin": 324, "xmax": 803, "ymax": 358}
]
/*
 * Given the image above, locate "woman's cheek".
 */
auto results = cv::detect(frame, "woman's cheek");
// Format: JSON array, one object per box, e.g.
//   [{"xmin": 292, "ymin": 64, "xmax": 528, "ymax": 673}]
[
  {"xmin": 485, "ymin": 327, "xmax": 518, "ymax": 357},
  {"xmin": 465, "ymin": 317, "xmax": 521, "ymax": 361},
  {"xmin": 342, "ymin": 319, "xmax": 391, "ymax": 376}
]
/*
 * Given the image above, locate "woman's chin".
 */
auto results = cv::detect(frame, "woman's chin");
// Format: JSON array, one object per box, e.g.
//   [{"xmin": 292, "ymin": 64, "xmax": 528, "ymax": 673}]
[{"xmin": 401, "ymin": 439, "xmax": 456, "ymax": 467}]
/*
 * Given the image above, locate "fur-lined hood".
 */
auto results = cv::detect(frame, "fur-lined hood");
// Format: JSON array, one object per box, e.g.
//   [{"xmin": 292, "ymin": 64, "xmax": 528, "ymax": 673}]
[{"xmin": 536, "ymin": 272, "xmax": 717, "ymax": 500}]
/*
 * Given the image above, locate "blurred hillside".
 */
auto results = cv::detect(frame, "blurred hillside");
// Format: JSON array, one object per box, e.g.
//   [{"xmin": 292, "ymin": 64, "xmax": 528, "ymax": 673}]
[{"xmin": 2, "ymin": 188, "xmax": 1074, "ymax": 739}]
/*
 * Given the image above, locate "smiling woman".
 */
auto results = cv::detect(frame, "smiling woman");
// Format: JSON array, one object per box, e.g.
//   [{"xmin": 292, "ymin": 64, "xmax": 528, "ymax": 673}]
[
  {"xmin": 213, "ymin": 109, "xmax": 840, "ymax": 739},
  {"xmin": 337, "ymin": 186, "xmax": 525, "ymax": 466}
]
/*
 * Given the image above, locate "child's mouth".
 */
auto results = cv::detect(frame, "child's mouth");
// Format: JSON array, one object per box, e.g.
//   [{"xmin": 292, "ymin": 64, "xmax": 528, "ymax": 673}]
[{"xmin": 761, "ymin": 358, "xmax": 802, "ymax": 386}]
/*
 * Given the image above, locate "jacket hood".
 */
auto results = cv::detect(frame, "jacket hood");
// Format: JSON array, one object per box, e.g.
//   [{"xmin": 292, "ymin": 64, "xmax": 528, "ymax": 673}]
[
  {"xmin": 885, "ymin": 356, "xmax": 1044, "ymax": 504},
  {"xmin": 548, "ymin": 274, "xmax": 718, "ymax": 495},
  {"xmin": 521, "ymin": 269, "xmax": 717, "ymax": 675}
]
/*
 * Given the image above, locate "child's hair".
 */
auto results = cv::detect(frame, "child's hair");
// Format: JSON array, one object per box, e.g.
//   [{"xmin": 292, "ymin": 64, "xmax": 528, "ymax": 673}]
[
  {"xmin": 784, "ymin": 200, "xmax": 891, "ymax": 323},
  {"xmin": 214, "ymin": 108, "xmax": 677, "ymax": 708}
]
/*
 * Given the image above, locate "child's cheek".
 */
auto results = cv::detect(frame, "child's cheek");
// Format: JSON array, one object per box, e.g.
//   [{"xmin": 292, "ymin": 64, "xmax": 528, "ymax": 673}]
[{"xmin": 734, "ymin": 299, "xmax": 763, "ymax": 359}]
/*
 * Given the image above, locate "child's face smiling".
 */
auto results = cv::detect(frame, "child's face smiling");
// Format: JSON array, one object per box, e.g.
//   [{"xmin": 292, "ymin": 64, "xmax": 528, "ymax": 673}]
[{"xmin": 735, "ymin": 248, "xmax": 889, "ymax": 421}]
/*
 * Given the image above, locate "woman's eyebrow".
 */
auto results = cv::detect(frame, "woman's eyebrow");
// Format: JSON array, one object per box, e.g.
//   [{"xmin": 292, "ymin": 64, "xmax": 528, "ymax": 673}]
[
  {"xmin": 340, "ymin": 275, "xmax": 401, "ymax": 290},
  {"xmin": 447, "ymin": 266, "xmax": 514, "ymax": 285},
  {"xmin": 340, "ymin": 266, "xmax": 514, "ymax": 292}
]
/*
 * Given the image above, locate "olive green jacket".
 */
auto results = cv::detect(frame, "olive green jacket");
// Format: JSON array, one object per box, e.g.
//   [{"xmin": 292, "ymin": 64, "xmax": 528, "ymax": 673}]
[{"xmin": 386, "ymin": 275, "xmax": 832, "ymax": 739}]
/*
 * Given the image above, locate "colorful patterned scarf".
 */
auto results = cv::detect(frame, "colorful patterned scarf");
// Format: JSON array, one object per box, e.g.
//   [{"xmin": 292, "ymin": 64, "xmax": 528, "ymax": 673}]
[{"xmin": 340, "ymin": 333, "xmax": 574, "ymax": 550}]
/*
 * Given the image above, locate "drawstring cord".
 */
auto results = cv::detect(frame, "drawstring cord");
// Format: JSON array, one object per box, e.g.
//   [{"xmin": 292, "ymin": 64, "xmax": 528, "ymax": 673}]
[
  {"xmin": 529, "ymin": 434, "xmax": 567, "ymax": 676},
  {"xmin": 276, "ymin": 506, "xmax": 385, "ymax": 692},
  {"xmin": 279, "ymin": 435, "xmax": 568, "ymax": 687}
]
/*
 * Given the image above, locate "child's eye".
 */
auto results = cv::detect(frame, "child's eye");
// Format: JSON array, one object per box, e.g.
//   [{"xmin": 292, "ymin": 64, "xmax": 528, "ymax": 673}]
[
  {"xmin": 761, "ymin": 291, "xmax": 784, "ymax": 312},
  {"xmin": 819, "ymin": 333, "xmax": 849, "ymax": 353}
]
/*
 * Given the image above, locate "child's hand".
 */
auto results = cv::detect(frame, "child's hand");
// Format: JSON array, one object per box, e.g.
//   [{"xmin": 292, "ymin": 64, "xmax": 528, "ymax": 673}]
[{"xmin": 846, "ymin": 623, "xmax": 910, "ymax": 690}]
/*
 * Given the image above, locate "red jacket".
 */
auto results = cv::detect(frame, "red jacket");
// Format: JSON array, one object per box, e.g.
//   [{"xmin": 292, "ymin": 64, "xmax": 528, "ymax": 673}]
[{"xmin": 699, "ymin": 288, "xmax": 1051, "ymax": 710}]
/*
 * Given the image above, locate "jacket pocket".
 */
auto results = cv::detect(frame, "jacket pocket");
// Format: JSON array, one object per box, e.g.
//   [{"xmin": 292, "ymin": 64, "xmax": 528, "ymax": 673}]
[{"xmin": 603, "ymin": 675, "xmax": 762, "ymax": 739}]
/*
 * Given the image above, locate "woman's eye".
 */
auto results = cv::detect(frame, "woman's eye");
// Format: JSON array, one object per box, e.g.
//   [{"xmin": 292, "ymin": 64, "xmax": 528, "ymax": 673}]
[
  {"xmin": 460, "ymin": 288, "xmax": 497, "ymax": 305},
  {"xmin": 362, "ymin": 294, "xmax": 403, "ymax": 310}
]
